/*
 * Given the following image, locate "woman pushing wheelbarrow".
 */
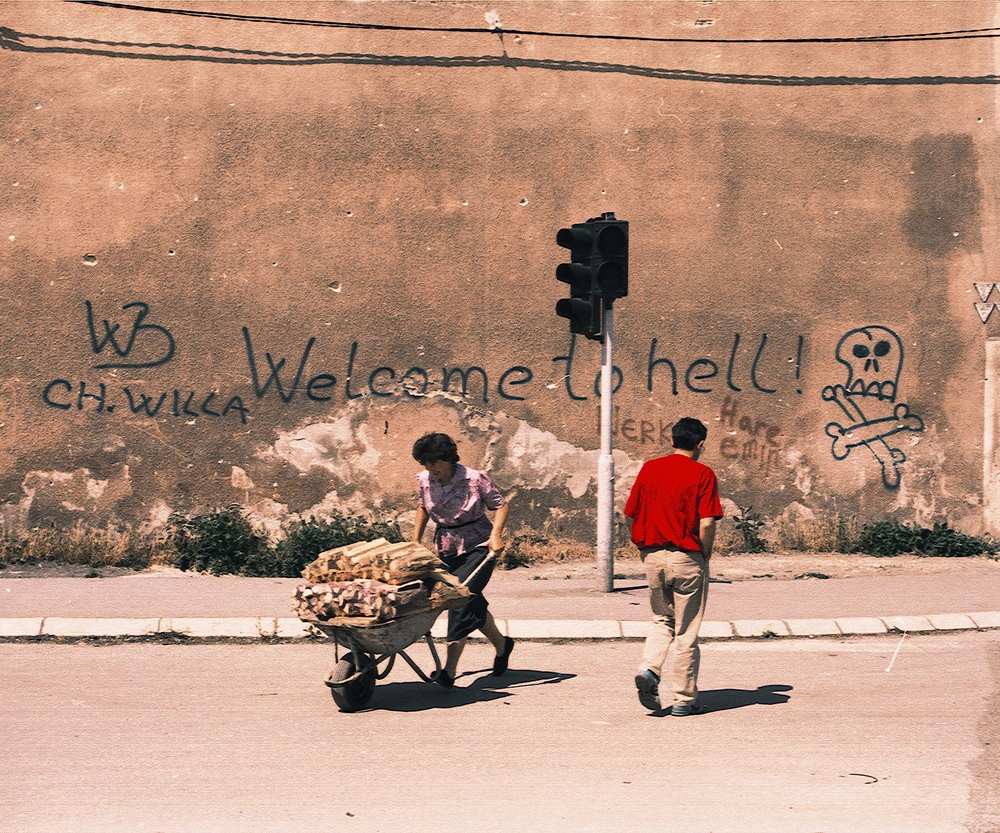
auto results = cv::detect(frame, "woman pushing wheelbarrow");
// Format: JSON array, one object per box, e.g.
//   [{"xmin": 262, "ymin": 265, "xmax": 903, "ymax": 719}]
[{"xmin": 411, "ymin": 432, "xmax": 515, "ymax": 688}]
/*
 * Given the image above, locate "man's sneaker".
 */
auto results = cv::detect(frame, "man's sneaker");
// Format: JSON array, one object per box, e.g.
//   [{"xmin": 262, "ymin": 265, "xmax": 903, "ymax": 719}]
[
  {"xmin": 634, "ymin": 670, "xmax": 661, "ymax": 711},
  {"xmin": 671, "ymin": 702, "xmax": 704, "ymax": 716}
]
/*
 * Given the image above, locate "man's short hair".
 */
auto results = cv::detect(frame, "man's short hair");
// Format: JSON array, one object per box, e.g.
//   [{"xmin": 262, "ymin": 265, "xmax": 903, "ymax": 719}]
[
  {"xmin": 412, "ymin": 432, "xmax": 460, "ymax": 465},
  {"xmin": 672, "ymin": 417, "xmax": 708, "ymax": 451}
]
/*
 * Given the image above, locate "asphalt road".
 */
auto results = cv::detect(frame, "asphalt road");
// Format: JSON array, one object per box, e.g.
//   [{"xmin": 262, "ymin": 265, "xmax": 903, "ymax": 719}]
[{"xmin": 2, "ymin": 633, "xmax": 998, "ymax": 833}]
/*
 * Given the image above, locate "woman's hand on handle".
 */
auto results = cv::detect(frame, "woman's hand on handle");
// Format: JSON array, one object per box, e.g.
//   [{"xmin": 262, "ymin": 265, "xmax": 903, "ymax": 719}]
[{"xmin": 488, "ymin": 502, "xmax": 510, "ymax": 553}]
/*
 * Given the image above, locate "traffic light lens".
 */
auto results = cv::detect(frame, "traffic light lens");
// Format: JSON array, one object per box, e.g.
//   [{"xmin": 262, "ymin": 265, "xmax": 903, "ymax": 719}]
[
  {"xmin": 596, "ymin": 225, "xmax": 627, "ymax": 257},
  {"xmin": 555, "ymin": 298, "xmax": 579, "ymax": 317},
  {"xmin": 596, "ymin": 262, "xmax": 626, "ymax": 294},
  {"xmin": 556, "ymin": 297, "xmax": 602, "ymax": 337},
  {"xmin": 556, "ymin": 262, "xmax": 593, "ymax": 290},
  {"xmin": 557, "ymin": 227, "xmax": 594, "ymax": 252}
]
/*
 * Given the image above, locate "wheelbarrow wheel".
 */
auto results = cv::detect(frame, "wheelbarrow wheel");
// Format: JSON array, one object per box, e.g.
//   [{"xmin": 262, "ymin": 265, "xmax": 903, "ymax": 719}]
[{"xmin": 328, "ymin": 652, "xmax": 376, "ymax": 712}]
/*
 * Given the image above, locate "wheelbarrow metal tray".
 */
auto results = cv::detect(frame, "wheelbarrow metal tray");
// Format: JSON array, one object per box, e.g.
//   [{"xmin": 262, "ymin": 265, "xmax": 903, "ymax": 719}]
[{"xmin": 303, "ymin": 596, "xmax": 467, "ymax": 655}]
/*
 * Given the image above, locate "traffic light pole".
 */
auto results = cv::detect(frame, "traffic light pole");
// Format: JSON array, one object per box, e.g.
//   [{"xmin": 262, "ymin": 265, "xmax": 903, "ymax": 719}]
[
  {"xmin": 553, "ymin": 212, "xmax": 627, "ymax": 593},
  {"xmin": 597, "ymin": 304, "xmax": 615, "ymax": 593}
]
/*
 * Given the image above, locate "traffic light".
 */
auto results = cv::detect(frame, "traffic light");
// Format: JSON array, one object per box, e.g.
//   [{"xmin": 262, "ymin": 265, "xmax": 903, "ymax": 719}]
[
  {"xmin": 556, "ymin": 222, "xmax": 602, "ymax": 339},
  {"xmin": 555, "ymin": 294, "xmax": 602, "ymax": 339},
  {"xmin": 591, "ymin": 215, "xmax": 628, "ymax": 301},
  {"xmin": 555, "ymin": 213, "xmax": 628, "ymax": 340}
]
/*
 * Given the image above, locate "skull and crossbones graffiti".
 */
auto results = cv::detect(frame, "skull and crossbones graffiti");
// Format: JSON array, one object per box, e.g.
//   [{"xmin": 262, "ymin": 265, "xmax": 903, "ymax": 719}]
[{"xmin": 822, "ymin": 326, "xmax": 924, "ymax": 489}]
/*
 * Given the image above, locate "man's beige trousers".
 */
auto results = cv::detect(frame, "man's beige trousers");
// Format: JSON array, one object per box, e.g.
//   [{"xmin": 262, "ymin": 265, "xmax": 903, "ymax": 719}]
[{"xmin": 639, "ymin": 548, "xmax": 708, "ymax": 706}]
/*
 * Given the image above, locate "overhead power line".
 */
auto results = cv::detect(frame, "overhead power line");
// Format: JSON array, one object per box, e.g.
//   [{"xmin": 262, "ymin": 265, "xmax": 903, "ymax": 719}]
[
  {"xmin": 6, "ymin": 24, "xmax": 999, "ymax": 84},
  {"xmin": 68, "ymin": 0, "xmax": 1000, "ymax": 45}
]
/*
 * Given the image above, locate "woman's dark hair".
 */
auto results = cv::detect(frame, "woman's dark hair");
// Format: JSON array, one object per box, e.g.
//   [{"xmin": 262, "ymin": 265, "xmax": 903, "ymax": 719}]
[
  {"xmin": 671, "ymin": 417, "xmax": 708, "ymax": 451},
  {"xmin": 412, "ymin": 433, "xmax": 460, "ymax": 465}
]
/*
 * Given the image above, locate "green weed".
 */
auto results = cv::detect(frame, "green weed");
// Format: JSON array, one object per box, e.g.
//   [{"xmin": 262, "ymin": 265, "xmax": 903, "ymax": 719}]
[
  {"xmin": 853, "ymin": 520, "xmax": 995, "ymax": 558},
  {"xmin": 167, "ymin": 508, "xmax": 404, "ymax": 577},
  {"xmin": 273, "ymin": 514, "xmax": 403, "ymax": 578},
  {"xmin": 733, "ymin": 505, "xmax": 767, "ymax": 553},
  {"xmin": 167, "ymin": 506, "xmax": 270, "ymax": 576}
]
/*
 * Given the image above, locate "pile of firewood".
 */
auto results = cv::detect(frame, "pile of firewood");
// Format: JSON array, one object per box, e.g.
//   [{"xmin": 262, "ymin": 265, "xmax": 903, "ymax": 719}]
[
  {"xmin": 294, "ymin": 538, "xmax": 471, "ymax": 622},
  {"xmin": 302, "ymin": 539, "xmax": 443, "ymax": 585},
  {"xmin": 292, "ymin": 579, "xmax": 429, "ymax": 622}
]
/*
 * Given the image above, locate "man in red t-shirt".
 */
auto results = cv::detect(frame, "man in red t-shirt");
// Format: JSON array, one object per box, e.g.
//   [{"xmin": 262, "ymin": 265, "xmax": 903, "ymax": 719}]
[{"xmin": 624, "ymin": 417, "xmax": 724, "ymax": 716}]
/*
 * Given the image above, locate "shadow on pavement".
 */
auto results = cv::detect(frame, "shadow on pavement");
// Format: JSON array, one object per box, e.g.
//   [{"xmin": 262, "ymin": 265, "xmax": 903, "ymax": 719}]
[
  {"xmin": 699, "ymin": 683, "xmax": 793, "ymax": 712},
  {"xmin": 645, "ymin": 683, "xmax": 793, "ymax": 718},
  {"xmin": 364, "ymin": 668, "xmax": 576, "ymax": 712}
]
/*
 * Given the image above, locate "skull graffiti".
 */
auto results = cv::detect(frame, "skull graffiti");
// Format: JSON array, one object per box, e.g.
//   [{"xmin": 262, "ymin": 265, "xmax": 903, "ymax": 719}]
[
  {"xmin": 822, "ymin": 325, "xmax": 923, "ymax": 490},
  {"xmin": 835, "ymin": 326, "xmax": 902, "ymax": 402}
]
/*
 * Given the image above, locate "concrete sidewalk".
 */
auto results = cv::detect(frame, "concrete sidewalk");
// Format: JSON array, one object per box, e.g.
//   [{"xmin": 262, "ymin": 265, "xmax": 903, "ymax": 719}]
[{"xmin": 2, "ymin": 565, "xmax": 1000, "ymax": 640}]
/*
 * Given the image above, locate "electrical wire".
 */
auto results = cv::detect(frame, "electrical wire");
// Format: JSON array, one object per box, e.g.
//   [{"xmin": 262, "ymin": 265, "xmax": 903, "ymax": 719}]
[{"xmin": 67, "ymin": 0, "xmax": 1000, "ymax": 46}]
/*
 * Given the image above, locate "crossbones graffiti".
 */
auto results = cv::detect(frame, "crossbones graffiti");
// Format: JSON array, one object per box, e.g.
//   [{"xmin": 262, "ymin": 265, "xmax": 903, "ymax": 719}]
[{"xmin": 822, "ymin": 326, "xmax": 924, "ymax": 490}]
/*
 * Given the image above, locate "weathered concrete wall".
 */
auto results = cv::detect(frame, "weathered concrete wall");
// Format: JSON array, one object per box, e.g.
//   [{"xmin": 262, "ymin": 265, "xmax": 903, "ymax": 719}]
[{"xmin": 2, "ymin": 0, "xmax": 999, "ymax": 542}]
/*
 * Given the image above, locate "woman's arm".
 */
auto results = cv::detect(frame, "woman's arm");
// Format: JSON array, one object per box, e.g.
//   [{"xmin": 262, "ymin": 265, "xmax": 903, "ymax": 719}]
[
  {"xmin": 412, "ymin": 504, "xmax": 430, "ymax": 544},
  {"xmin": 488, "ymin": 501, "xmax": 510, "ymax": 553}
]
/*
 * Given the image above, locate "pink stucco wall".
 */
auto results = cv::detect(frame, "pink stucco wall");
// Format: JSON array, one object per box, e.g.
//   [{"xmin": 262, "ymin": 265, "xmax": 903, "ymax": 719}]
[{"xmin": 2, "ymin": 1, "xmax": 998, "ymax": 541}]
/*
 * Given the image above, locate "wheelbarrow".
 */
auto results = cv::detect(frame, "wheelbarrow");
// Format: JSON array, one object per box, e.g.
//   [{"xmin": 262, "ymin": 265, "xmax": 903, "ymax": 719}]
[{"xmin": 301, "ymin": 553, "xmax": 494, "ymax": 712}]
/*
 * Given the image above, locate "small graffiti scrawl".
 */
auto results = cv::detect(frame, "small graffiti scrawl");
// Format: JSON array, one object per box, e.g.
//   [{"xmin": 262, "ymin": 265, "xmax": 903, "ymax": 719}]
[{"xmin": 822, "ymin": 326, "xmax": 924, "ymax": 490}]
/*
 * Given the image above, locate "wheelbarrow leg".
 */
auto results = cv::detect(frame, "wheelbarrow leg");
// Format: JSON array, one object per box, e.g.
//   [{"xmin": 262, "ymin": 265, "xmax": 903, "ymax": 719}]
[
  {"xmin": 424, "ymin": 632, "xmax": 444, "ymax": 677},
  {"xmin": 394, "ymin": 633, "xmax": 443, "ymax": 683}
]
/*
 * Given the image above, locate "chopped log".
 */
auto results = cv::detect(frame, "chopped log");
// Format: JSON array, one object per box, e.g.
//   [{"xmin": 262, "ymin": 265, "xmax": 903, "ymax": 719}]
[
  {"xmin": 302, "ymin": 540, "xmax": 447, "ymax": 585},
  {"xmin": 292, "ymin": 578, "xmax": 434, "ymax": 623}
]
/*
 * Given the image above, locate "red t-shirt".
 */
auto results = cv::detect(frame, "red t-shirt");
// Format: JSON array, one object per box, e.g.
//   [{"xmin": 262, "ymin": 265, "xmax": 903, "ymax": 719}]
[{"xmin": 624, "ymin": 453, "xmax": 724, "ymax": 552}]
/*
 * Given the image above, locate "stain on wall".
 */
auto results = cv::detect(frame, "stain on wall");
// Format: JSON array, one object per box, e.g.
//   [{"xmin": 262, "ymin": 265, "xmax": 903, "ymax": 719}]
[{"xmin": 903, "ymin": 133, "xmax": 982, "ymax": 258}]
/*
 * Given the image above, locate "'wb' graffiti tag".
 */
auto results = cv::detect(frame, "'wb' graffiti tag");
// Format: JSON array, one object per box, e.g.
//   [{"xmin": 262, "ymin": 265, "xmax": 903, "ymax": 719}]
[
  {"xmin": 822, "ymin": 326, "xmax": 924, "ymax": 490},
  {"xmin": 86, "ymin": 301, "xmax": 175, "ymax": 369}
]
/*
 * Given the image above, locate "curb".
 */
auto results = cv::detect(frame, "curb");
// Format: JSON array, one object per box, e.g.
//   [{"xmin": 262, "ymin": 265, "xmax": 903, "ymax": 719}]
[{"xmin": 1, "ymin": 612, "xmax": 999, "ymax": 640}]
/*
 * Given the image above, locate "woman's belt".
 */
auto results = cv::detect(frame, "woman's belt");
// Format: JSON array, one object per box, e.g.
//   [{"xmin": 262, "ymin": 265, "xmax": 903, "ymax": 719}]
[{"xmin": 436, "ymin": 516, "xmax": 486, "ymax": 530}]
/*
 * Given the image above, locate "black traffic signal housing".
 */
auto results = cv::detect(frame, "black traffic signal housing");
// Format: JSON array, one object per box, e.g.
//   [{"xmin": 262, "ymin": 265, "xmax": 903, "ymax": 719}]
[
  {"xmin": 555, "ymin": 223, "xmax": 602, "ymax": 339},
  {"xmin": 555, "ymin": 213, "xmax": 628, "ymax": 340},
  {"xmin": 590, "ymin": 214, "xmax": 628, "ymax": 302}
]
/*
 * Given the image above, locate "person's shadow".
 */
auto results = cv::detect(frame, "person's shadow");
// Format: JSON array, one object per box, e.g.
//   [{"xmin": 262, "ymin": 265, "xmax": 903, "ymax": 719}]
[
  {"xmin": 356, "ymin": 667, "xmax": 576, "ymax": 712},
  {"xmin": 648, "ymin": 684, "xmax": 792, "ymax": 717}
]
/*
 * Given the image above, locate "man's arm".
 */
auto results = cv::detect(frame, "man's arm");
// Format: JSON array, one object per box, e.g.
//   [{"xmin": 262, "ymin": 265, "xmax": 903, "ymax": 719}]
[{"xmin": 699, "ymin": 517, "xmax": 717, "ymax": 561}]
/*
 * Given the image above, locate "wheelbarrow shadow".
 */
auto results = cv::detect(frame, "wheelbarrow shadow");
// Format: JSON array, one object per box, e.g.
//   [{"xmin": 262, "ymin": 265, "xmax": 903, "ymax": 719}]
[
  {"xmin": 646, "ymin": 683, "xmax": 793, "ymax": 717},
  {"xmin": 359, "ymin": 668, "xmax": 577, "ymax": 712}
]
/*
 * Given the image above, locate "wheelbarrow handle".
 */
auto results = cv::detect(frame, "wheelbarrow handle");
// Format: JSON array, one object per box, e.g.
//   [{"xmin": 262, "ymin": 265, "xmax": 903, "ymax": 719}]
[{"xmin": 460, "ymin": 550, "xmax": 497, "ymax": 588}]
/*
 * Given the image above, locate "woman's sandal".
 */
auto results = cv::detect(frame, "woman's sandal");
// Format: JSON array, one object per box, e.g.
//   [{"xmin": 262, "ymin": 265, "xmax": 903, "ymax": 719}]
[
  {"xmin": 431, "ymin": 669, "xmax": 455, "ymax": 688},
  {"xmin": 491, "ymin": 637, "xmax": 515, "ymax": 676}
]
